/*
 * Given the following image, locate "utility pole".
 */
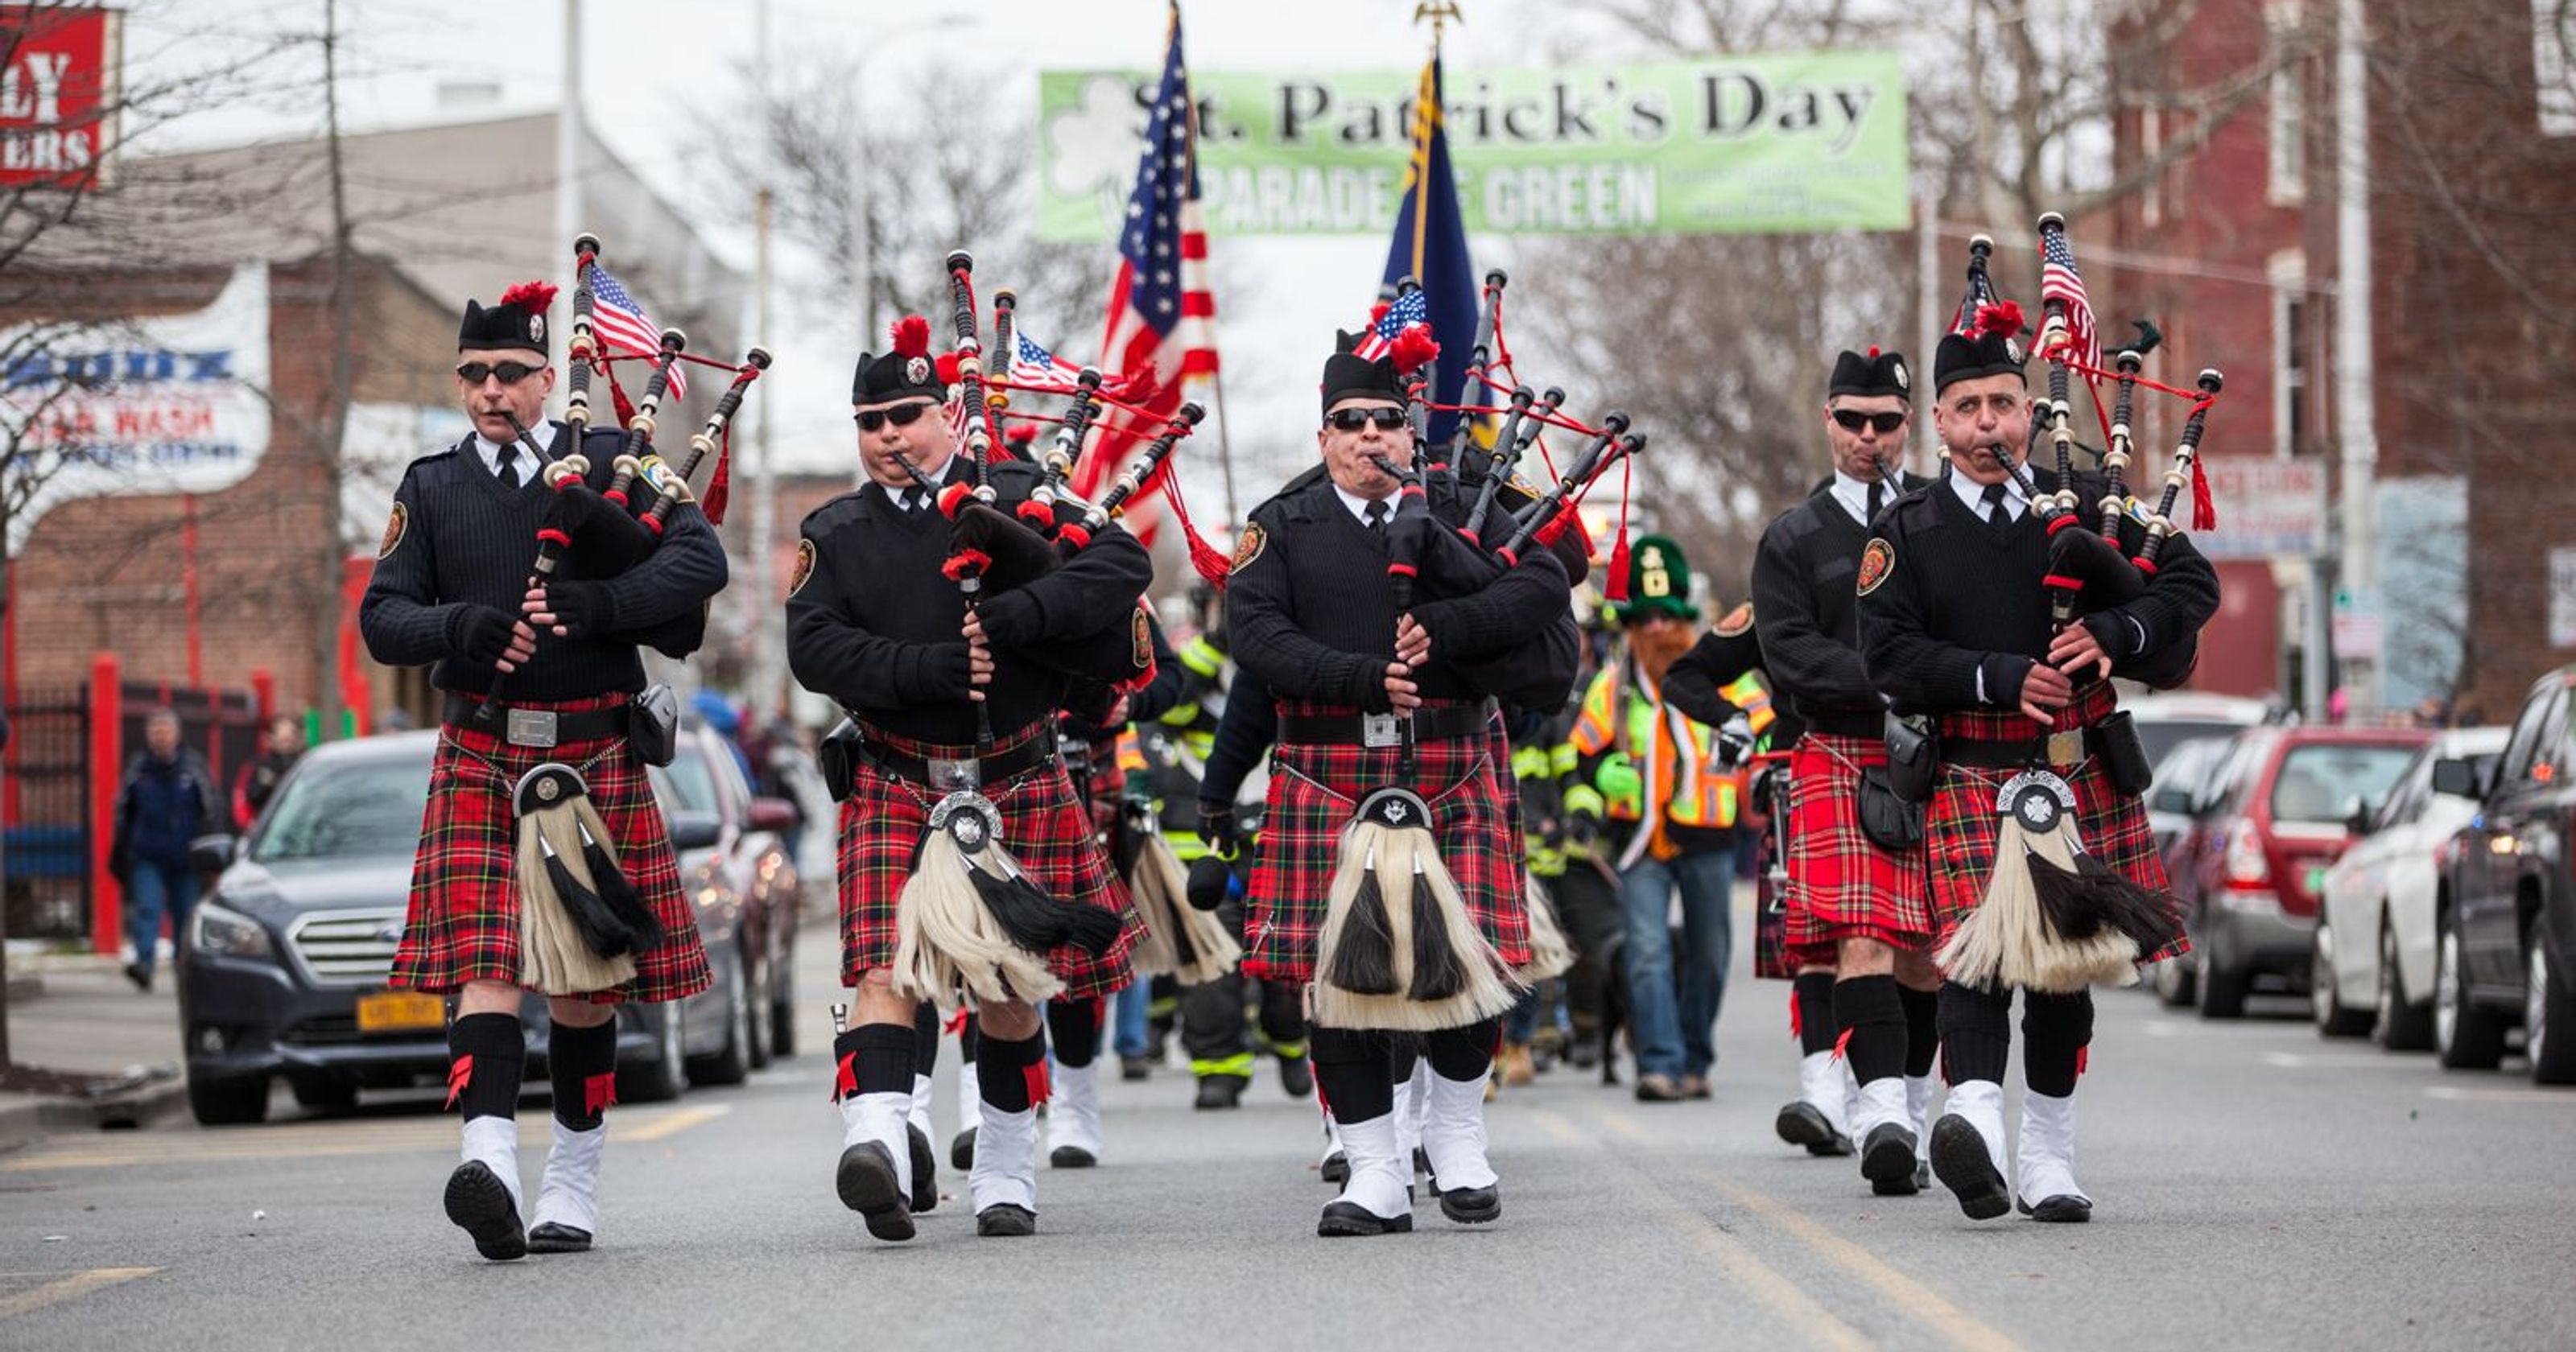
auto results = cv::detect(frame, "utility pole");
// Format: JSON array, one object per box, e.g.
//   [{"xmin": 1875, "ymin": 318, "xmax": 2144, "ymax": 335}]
[
  {"xmin": 556, "ymin": 0, "xmax": 584, "ymax": 381},
  {"xmin": 749, "ymin": 0, "xmax": 779, "ymax": 717},
  {"xmin": 2334, "ymin": 0, "xmax": 2378, "ymax": 708},
  {"xmin": 316, "ymin": 0, "xmax": 353, "ymax": 740}
]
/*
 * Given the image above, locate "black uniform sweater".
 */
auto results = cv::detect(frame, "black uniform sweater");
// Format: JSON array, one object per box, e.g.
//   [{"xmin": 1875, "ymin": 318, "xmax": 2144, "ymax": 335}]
[
  {"xmin": 1748, "ymin": 477, "xmax": 1927, "ymax": 728},
  {"xmin": 359, "ymin": 425, "xmax": 729, "ymax": 700},
  {"xmin": 1857, "ymin": 468, "xmax": 2220, "ymax": 716},
  {"xmin": 785, "ymin": 458, "xmax": 1153, "ymax": 748}
]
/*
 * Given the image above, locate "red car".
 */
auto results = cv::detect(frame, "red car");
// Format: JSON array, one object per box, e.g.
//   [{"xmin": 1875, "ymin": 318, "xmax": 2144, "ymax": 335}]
[{"xmin": 2169, "ymin": 725, "xmax": 2432, "ymax": 1018}]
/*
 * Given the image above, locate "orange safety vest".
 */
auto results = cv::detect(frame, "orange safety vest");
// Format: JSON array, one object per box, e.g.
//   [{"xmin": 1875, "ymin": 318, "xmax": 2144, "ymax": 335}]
[{"xmin": 1568, "ymin": 662, "xmax": 1741, "ymax": 859}]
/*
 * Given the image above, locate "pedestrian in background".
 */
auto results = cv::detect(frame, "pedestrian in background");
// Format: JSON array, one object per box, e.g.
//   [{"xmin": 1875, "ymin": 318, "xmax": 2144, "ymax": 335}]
[
  {"xmin": 109, "ymin": 707, "xmax": 217, "ymax": 992},
  {"xmin": 237, "ymin": 715, "xmax": 306, "ymax": 826}
]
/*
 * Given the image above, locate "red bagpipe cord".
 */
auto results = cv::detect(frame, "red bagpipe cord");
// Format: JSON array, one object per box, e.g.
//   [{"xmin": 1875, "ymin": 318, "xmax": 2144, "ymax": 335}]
[
  {"xmin": 593, "ymin": 350, "xmax": 762, "ymax": 525},
  {"xmin": 2039, "ymin": 339, "xmax": 2224, "ymax": 534},
  {"xmin": 1146, "ymin": 454, "xmax": 1233, "ymax": 587}
]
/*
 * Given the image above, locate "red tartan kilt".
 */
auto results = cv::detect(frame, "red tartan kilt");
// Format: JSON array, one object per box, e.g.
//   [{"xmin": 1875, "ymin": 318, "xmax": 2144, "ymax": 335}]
[
  {"xmin": 1783, "ymin": 734, "xmax": 1933, "ymax": 962},
  {"xmin": 835, "ymin": 725, "xmax": 1138, "ymax": 1001},
  {"xmin": 1245, "ymin": 700, "xmax": 1527, "ymax": 984},
  {"xmin": 1752, "ymin": 823, "xmax": 1796, "ymax": 981},
  {"xmin": 392, "ymin": 698, "xmax": 710, "ymax": 1004},
  {"xmin": 1924, "ymin": 686, "xmax": 2187, "ymax": 966}
]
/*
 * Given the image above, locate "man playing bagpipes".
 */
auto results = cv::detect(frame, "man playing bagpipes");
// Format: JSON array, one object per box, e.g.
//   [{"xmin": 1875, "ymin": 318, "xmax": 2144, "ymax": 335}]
[
  {"xmin": 1228, "ymin": 331, "xmax": 1581, "ymax": 1239},
  {"xmin": 1736, "ymin": 348, "xmax": 1946, "ymax": 1195},
  {"xmin": 1856, "ymin": 303, "xmax": 2219, "ymax": 1224},
  {"xmin": 786, "ymin": 315, "xmax": 1150, "ymax": 1243},
  {"xmin": 1565, "ymin": 535, "xmax": 1757, "ymax": 1105},
  {"xmin": 360, "ymin": 282, "xmax": 729, "ymax": 1261}
]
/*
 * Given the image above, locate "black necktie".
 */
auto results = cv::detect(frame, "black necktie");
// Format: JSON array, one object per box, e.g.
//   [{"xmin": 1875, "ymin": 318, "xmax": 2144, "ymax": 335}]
[
  {"xmin": 898, "ymin": 485, "xmax": 926, "ymax": 513},
  {"xmin": 1981, "ymin": 482, "xmax": 2013, "ymax": 542},
  {"xmin": 1865, "ymin": 478, "xmax": 1885, "ymax": 521},
  {"xmin": 495, "ymin": 443, "xmax": 519, "ymax": 491},
  {"xmin": 1364, "ymin": 500, "xmax": 1389, "ymax": 537}
]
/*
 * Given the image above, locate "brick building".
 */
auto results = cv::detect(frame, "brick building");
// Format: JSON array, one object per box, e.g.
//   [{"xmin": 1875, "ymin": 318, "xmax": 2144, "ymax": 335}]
[{"xmin": 2107, "ymin": 0, "xmax": 2576, "ymax": 719}]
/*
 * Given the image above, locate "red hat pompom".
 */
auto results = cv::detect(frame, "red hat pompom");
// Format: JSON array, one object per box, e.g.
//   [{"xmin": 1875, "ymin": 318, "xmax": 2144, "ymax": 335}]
[
  {"xmin": 1975, "ymin": 300, "xmax": 2025, "ymax": 338},
  {"xmin": 498, "ymin": 280, "xmax": 558, "ymax": 313},
  {"xmin": 1005, "ymin": 422, "xmax": 1037, "ymax": 446},
  {"xmin": 891, "ymin": 314, "xmax": 932, "ymax": 359},
  {"xmin": 1389, "ymin": 323, "xmax": 1441, "ymax": 377},
  {"xmin": 1368, "ymin": 302, "xmax": 1392, "ymax": 327},
  {"xmin": 934, "ymin": 352, "xmax": 963, "ymax": 385},
  {"xmin": 1867, "ymin": 345, "xmax": 1880, "ymax": 358}
]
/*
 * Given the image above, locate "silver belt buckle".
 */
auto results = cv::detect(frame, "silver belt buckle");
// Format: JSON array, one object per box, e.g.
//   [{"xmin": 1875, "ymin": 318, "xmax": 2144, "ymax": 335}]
[
  {"xmin": 927, "ymin": 756, "xmax": 981, "ymax": 791},
  {"xmin": 2045, "ymin": 728, "xmax": 2083, "ymax": 768},
  {"xmin": 1361, "ymin": 712, "xmax": 1402, "ymax": 749},
  {"xmin": 505, "ymin": 708, "xmax": 559, "ymax": 749}
]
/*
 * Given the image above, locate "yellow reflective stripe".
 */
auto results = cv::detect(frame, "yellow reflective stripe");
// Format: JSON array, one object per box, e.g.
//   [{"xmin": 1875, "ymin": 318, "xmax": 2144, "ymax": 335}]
[
  {"xmin": 1512, "ymin": 745, "xmax": 1553, "ymax": 780},
  {"xmin": 1549, "ymin": 742, "xmax": 1579, "ymax": 774},
  {"xmin": 1193, "ymin": 1054, "xmax": 1256, "ymax": 1078},
  {"xmin": 1569, "ymin": 669, "xmax": 1619, "ymax": 754},
  {"xmin": 1563, "ymin": 784, "xmax": 1606, "ymax": 818},
  {"xmin": 1720, "ymin": 671, "xmax": 1777, "ymax": 734},
  {"xmin": 1180, "ymin": 636, "xmax": 1224, "ymax": 678}
]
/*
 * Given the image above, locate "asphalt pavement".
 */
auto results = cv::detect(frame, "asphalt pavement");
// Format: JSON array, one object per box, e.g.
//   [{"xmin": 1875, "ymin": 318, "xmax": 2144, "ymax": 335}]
[{"xmin": 3, "ymin": 901, "xmax": 2573, "ymax": 1352}]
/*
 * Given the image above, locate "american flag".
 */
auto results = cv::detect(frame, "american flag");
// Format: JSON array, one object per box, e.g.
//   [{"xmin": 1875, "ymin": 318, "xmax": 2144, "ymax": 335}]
[
  {"xmin": 1075, "ymin": 2, "xmax": 1217, "ymax": 526},
  {"xmin": 587, "ymin": 263, "xmax": 687, "ymax": 398},
  {"xmin": 1012, "ymin": 330, "xmax": 1103, "ymax": 394},
  {"xmin": 2038, "ymin": 228, "xmax": 2100, "ymax": 369},
  {"xmin": 1352, "ymin": 286, "xmax": 1428, "ymax": 361}
]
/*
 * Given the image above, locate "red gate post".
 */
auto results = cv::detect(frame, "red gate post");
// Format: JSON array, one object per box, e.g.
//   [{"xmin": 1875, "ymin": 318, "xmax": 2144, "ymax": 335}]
[
  {"xmin": 89, "ymin": 652, "xmax": 122, "ymax": 957},
  {"xmin": 250, "ymin": 667, "xmax": 275, "ymax": 726}
]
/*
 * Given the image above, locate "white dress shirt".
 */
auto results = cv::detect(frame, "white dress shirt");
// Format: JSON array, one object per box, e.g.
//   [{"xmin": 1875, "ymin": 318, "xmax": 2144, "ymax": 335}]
[{"xmin": 473, "ymin": 420, "xmax": 558, "ymax": 486}]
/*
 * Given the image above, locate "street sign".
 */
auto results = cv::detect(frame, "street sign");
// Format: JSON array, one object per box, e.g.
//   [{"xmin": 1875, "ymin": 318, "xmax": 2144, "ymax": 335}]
[
  {"xmin": 2550, "ymin": 546, "xmax": 2576, "ymax": 648},
  {"xmin": 2197, "ymin": 456, "xmax": 2328, "ymax": 559},
  {"xmin": 0, "ymin": 4, "xmax": 120, "ymax": 188}
]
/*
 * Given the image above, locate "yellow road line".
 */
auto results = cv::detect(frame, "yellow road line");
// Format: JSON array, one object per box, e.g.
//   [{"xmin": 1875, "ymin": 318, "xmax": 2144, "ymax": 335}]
[
  {"xmin": 3, "ymin": 1104, "xmax": 731, "ymax": 1171},
  {"xmin": 618, "ymin": 1103, "xmax": 731, "ymax": 1142},
  {"xmin": 1526, "ymin": 1109, "xmax": 1873, "ymax": 1352},
  {"xmin": 1693, "ymin": 1167, "xmax": 2029, "ymax": 1352},
  {"xmin": 0, "ymin": 1268, "xmax": 157, "ymax": 1321}
]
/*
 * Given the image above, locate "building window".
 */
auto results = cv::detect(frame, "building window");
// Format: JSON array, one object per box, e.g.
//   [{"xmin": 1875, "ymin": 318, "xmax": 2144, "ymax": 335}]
[
  {"xmin": 2268, "ymin": 1, "xmax": 2306, "ymax": 204},
  {"xmin": 2141, "ymin": 109, "xmax": 2164, "ymax": 228},
  {"xmin": 2270, "ymin": 250, "xmax": 2307, "ymax": 459}
]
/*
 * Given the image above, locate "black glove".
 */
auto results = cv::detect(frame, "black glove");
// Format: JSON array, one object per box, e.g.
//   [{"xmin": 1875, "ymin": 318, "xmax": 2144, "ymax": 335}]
[
  {"xmin": 544, "ymin": 579, "xmax": 614, "ymax": 639},
  {"xmin": 447, "ymin": 604, "xmax": 518, "ymax": 666},
  {"xmin": 1197, "ymin": 802, "xmax": 1240, "ymax": 858},
  {"xmin": 1715, "ymin": 713, "xmax": 1757, "ymax": 767},
  {"xmin": 976, "ymin": 587, "xmax": 1042, "ymax": 649}
]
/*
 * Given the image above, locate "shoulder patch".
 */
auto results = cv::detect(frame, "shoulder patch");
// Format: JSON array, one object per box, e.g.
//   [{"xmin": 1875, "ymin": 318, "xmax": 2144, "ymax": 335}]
[
  {"xmin": 1856, "ymin": 538, "xmax": 1896, "ymax": 596},
  {"xmin": 1229, "ymin": 521, "xmax": 1267, "ymax": 575},
  {"xmin": 789, "ymin": 538, "xmax": 817, "ymax": 597},
  {"xmin": 1130, "ymin": 606, "xmax": 1152, "ymax": 671},
  {"xmin": 376, "ymin": 501, "xmax": 407, "ymax": 559},
  {"xmin": 1715, "ymin": 601, "xmax": 1753, "ymax": 637}
]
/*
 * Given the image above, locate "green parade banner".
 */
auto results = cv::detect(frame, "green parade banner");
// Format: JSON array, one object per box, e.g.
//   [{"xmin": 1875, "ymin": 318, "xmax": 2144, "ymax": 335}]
[{"xmin": 1038, "ymin": 52, "xmax": 1909, "ymax": 241}]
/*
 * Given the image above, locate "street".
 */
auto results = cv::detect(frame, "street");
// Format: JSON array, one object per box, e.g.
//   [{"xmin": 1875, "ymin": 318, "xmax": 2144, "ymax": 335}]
[{"xmin": 3, "ymin": 904, "xmax": 2571, "ymax": 1352}]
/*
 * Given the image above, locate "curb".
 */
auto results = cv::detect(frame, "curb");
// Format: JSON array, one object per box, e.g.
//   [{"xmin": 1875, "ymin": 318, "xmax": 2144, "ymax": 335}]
[{"xmin": 0, "ymin": 1078, "xmax": 188, "ymax": 1154}]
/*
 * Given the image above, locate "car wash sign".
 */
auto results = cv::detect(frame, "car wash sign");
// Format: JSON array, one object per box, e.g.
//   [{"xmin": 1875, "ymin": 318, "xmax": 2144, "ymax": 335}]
[
  {"xmin": 0, "ymin": 5, "xmax": 122, "ymax": 188},
  {"xmin": 3, "ymin": 262, "xmax": 270, "ymax": 551},
  {"xmin": 1038, "ymin": 52, "xmax": 1909, "ymax": 240}
]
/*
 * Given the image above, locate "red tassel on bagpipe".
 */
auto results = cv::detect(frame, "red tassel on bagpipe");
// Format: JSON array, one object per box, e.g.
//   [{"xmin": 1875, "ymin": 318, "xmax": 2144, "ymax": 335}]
[
  {"xmin": 1603, "ymin": 534, "xmax": 1632, "ymax": 604},
  {"xmin": 2190, "ymin": 458, "xmax": 2217, "ymax": 533},
  {"xmin": 941, "ymin": 549, "xmax": 993, "ymax": 581},
  {"xmin": 1151, "ymin": 462, "xmax": 1233, "ymax": 587},
  {"xmin": 700, "ymin": 424, "xmax": 732, "ymax": 526}
]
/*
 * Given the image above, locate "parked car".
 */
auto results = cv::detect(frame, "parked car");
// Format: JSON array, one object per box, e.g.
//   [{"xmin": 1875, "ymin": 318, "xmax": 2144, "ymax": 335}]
[
  {"xmin": 181, "ymin": 731, "xmax": 739, "ymax": 1125},
  {"xmin": 658, "ymin": 722, "xmax": 805, "ymax": 1075},
  {"xmin": 2147, "ymin": 733, "xmax": 2256, "ymax": 1008},
  {"xmin": 2428, "ymin": 667, "xmax": 2576, "ymax": 1083},
  {"xmin": 2165, "ymin": 725, "xmax": 2433, "ymax": 1018},
  {"xmin": 765, "ymin": 739, "xmax": 840, "ymax": 917},
  {"xmin": 2148, "ymin": 734, "xmax": 2241, "ymax": 861},
  {"xmin": 2124, "ymin": 690, "xmax": 2276, "ymax": 773},
  {"xmin": 2313, "ymin": 726, "xmax": 2509, "ymax": 1045}
]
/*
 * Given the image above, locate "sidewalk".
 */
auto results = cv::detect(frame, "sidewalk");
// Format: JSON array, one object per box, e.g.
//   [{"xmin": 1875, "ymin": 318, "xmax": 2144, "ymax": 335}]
[{"xmin": 0, "ymin": 942, "xmax": 189, "ymax": 1151}]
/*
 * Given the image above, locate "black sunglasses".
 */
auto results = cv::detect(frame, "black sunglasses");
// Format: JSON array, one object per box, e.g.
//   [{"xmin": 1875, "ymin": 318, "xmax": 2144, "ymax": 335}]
[
  {"xmin": 855, "ymin": 402, "xmax": 935, "ymax": 432},
  {"xmin": 456, "ymin": 360, "xmax": 544, "ymax": 385},
  {"xmin": 1327, "ymin": 407, "xmax": 1409, "ymax": 432},
  {"xmin": 1831, "ymin": 408, "xmax": 1908, "ymax": 435}
]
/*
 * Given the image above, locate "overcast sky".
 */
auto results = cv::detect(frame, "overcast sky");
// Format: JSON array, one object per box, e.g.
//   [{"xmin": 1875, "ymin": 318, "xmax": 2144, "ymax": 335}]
[{"xmin": 119, "ymin": 0, "xmax": 1699, "ymax": 485}]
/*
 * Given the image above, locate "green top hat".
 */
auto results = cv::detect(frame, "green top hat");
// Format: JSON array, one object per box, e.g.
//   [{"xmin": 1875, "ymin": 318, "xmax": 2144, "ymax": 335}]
[{"xmin": 1611, "ymin": 534, "xmax": 1699, "ymax": 624}]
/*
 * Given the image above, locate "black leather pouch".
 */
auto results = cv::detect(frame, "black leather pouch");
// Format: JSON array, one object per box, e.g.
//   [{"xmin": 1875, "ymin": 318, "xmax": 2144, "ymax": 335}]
[
  {"xmin": 628, "ymin": 683, "xmax": 679, "ymax": 767},
  {"xmin": 1857, "ymin": 765, "xmax": 1926, "ymax": 850},
  {"xmin": 819, "ymin": 716, "xmax": 862, "ymax": 802},
  {"xmin": 2090, "ymin": 710, "xmax": 2153, "ymax": 796},
  {"xmin": 1883, "ymin": 711, "xmax": 1937, "ymax": 804}
]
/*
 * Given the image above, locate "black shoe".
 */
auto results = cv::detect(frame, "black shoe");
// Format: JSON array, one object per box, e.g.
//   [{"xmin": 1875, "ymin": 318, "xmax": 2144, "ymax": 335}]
[
  {"xmin": 906, "ymin": 1123, "xmax": 938, "ymax": 1214},
  {"xmin": 1567, "ymin": 1041, "xmax": 1600, "ymax": 1071},
  {"xmin": 1317, "ymin": 1201, "xmax": 1414, "ymax": 1237},
  {"xmin": 2018, "ymin": 1193, "xmax": 2094, "ymax": 1222},
  {"xmin": 1915, "ymin": 1160, "xmax": 1932, "ymax": 1192},
  {"xmin": 443, "ymin": 1161, "xmax": 526, "ymax": 1261},
  {"xmin": 1319, "ymin": 1150, "xmax": 1348, "ymax": 1185},
  {"xmin": 526, "ymin": 1222, "xmax": 592, "ymax": 1253},
  {"xmin": 1121, "ymin": 1056, "xmax": 1154, "ymax": 1082},
  {"xmin": 976, "ymin": 1203, "xmax": 1037, "ymax": 1237},
  {"xmin": 124, "ymin": 962, "xmax": 151, "ymax": 993},
  {"xmin": 1773, "ymin": 1099, "xmax": 1854, "ymax": 1156},
  {"xmin": 1929, "ymin": 1115, "xmax": 2011, "ymax": 1221},
  {"xmin": 835, "ymin": 1140, "xmax": 915, "ymax": 1242},
  {"xmin": 1277, "ymin": 1055, "xmax": 1315, "ymax": 1099},
  {"xmin": 1049, "ymin": 1144, "xmax": 1096, "ymax": 1169},
  {"xmin": 1439, "ymin": 1182, "xmax": 1501, "ymax": 1225},
  {"xmin": 950, "ymin": 1127, "xmax": 976, "ymax": 1172},
  {"xmin": 1862, "ymin": 1123, "xmax": 1922, "ymax": 1196},
  {"xmin": 1195, "ymin": 1074, "xmax": 1247, "ymax": 1111}
]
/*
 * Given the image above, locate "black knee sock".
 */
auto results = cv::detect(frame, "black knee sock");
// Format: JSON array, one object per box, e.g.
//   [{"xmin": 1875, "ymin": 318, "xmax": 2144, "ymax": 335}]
[
  {"xmin": 975, "ymin": 1027, "xmax": 1049, "ymax": 1113},
  {"xmin": 911, "ymin": 1000, "xmax": 939, "ymax": 1078},
  {"xmin": 448, "ymin": 1012, "xmax": 525, "ymax": 1121},
  {"xmin": 1834, "ymin": 975, "xmax": 1906, "ymax": 1087},
  {"xmin": 1425, "ymin": 1016, "xmax": 1501, "ymax": 1081},
  {"xmin": 1045, "ymin": 996, "xmax": 1104, "ymax": 1070},
  {"xmin": 548, "ymin": 1017, "xmax": 618, "ymax": 1130},
  {"xmin": 1385, "ymin": 1039, "xmax": 1420, "ymax": 1089},
  {"xmin": 1793, "ymin": 970, "xmax": 1839, "ymax": 1055},
  {"xmin": 957, "ymin": 1013, "xmax": 979, "ymax": 1066},
  {"xmin": 834, "ymin": 1023, "xmax": 916, "ymax": 1103},
  {"xmin": 1936, "ymin": 981, "xmax": 2011, "ymax": 1086},
  {"xmin": 1901, "ymin": 983, "xmax": 1941, "ymax": 1078},
  {"xmin": 1313, "ymin": 1026, "xmax": 1395, "ymax": 1123},
  {"xmin": 2021, "ymin": 989, "xmax": 2094, "ymax": 1098}
]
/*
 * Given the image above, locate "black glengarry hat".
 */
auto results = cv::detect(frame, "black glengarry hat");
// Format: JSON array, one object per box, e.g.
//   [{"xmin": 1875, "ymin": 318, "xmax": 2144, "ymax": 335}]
[
  {"xmin": 1934, "ymin": 301, "xmax": 2029, "ymax": 393},
  {"xmin": 459, "ymin": 281, "xmax": 555, "ymax": 355},
  {"xmin": 1829, "ymin": 346, "xmax": 1909, "ymax": 399},
  {"xmin": 853, "ymin": 314, "xmax": 949, "ymax": 406}
]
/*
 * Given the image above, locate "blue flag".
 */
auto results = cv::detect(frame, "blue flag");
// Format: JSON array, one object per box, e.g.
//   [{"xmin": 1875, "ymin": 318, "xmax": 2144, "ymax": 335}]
[{"xmin": 1377, "ymin": 53, "xmax": 1477, "ymax": 447}]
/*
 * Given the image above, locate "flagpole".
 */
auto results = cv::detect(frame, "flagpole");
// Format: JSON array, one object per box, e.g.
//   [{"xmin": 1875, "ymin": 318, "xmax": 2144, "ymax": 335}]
[{"xmin": 1176, "ymin": 1, "xmax": 1238, "ymax": 526}]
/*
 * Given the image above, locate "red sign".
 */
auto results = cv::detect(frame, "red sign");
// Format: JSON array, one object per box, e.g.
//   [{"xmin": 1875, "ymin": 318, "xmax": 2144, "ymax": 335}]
[{"xmin": 0, "ymin": 6, "xmax": 120, "ymax": 188}]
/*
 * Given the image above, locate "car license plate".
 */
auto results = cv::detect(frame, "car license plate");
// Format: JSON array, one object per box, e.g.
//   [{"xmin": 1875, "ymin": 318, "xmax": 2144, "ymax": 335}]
[{"xmin": 355, "ymin": 990, "xmax": 447, "ymax": 1034}]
